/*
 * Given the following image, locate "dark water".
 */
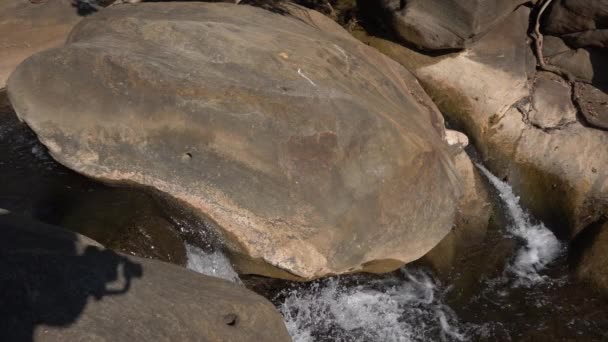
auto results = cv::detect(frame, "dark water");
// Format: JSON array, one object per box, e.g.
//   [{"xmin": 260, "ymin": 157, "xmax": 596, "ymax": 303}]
[{"xmin": 2, "ymin": 98, "xmax": 607, "ymax": 341}]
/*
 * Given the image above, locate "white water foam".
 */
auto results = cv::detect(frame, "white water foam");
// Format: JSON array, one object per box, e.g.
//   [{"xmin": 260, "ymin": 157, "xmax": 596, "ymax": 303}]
[
  {"xmin": 185, "ymin": 244, "xmax": 241, "ymax": 284},
  {"xmin": 475, "ymin": 164, "xmax": 563, "ymax": 286},
  {"xmin": 279, "ymin": 268, "xmax": 466, "ymax": 342}
]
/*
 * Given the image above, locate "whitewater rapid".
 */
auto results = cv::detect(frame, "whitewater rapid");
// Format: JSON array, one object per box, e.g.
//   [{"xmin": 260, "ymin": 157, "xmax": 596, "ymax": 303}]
[
  {"xmin": 475, "ymin": 164, "xmax": 563, "ymax": 286},
  {"xmin": 279, "ymin": 268, "xmax": 465, "ymax": 342},
  {"xmin": 185, "ymin": 244, "xmax": 241, "ymax": 283}
]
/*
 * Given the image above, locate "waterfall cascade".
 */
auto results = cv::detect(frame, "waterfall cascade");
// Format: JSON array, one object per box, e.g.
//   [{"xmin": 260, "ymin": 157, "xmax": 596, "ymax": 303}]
[{"xmin": 475, "ymin": 164, "xmax": 563, "ymax": 285}]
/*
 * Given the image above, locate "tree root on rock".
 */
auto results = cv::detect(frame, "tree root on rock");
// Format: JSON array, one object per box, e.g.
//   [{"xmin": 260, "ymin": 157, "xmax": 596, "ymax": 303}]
[
  {"xmin": 531, "ymin": 0, "xmax": 580, "ymax": 84},
  {"xmin": 529, "ymin": 0, "xmax": 607, "ymax": 129}
]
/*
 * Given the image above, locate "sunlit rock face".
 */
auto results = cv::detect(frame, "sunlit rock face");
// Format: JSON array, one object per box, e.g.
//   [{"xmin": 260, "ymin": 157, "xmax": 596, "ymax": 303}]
[
  {"xmin": 355, "ymin": 6, "xmax": 608, "ymax": 239},
  {"xmin": 8, "ymin": 2, "xmax": 461, "ymax": 280},
  {"xmin": 0, "ymin": 0, "xmax": 84, "ymax": 89}
]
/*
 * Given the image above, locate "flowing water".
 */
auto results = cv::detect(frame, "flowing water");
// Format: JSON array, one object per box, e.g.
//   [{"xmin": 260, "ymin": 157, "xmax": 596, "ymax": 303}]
[
  {"xmin": 475, "ymin": 164, "xmax": 564, "ymax": 286},
  {"xmin": 276, "ymin": 268, "xmax": 464, "ymax": 342},
  {"xmin": 185, "ymin": 243, "xmax": 241, "ymax": 283},
  {"xmin": 2, "ymin": 101, "xmax": 607, "ymax": 341},
  {"xmin": 260, "ymin": 162, "xmax": 608, "ymax": 341}
]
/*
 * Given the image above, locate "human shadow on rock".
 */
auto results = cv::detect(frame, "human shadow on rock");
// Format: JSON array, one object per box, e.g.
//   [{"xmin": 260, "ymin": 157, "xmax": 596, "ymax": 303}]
[{"xmin": 0, "ymin": 213, "xmax": 143, "ymax": 342}]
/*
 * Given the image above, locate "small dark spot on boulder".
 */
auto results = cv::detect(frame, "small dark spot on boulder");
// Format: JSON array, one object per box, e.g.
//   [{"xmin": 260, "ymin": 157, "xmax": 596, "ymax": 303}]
[{"xmin": 223, "ymin": 313, "xmax": 238, "ymax": 326}]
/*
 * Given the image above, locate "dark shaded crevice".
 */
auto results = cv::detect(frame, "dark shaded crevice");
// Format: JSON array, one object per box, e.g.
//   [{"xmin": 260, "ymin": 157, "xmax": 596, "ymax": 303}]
[{"xmin": 569, "ymin": 219, "xmax": 607, "ymax": 271}]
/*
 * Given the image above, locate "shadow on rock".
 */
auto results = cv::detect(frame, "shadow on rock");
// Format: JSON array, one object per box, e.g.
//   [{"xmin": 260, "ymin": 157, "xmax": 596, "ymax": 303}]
[
  {"xmin": 590, "ymin": 50, "xmax": 608, "ymax": 92},
  {"xmin": 0, "ymin": 213, "xmax": 142, "ymax": 342},
  {"xmin": 0, "ymin": 211, "xmax": 292, "ymax": 341}
]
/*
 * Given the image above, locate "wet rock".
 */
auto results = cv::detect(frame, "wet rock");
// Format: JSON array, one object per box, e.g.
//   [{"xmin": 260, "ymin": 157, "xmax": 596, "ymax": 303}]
[
  {"xmin": 528, "ymin": 72, "xmax": 577, "ymax": 129},
  {"xmin": 60, "ymin": 189, "xmax": 187, "ymax": 265},
  {"xmin": 422, "ymin": 131, "xmax": 493, "ymax": 277},
  {"xmin": 8, "ymin": 2, "xmax": 461, "ymax": 280},
  {"xmin": 0, "ymin": 211, "xmax": 291, "ymax": 342},
  {"xmin": 0, "ymin": 0, "xmax": 83, "ymax": 89},
  {"xmin": 0, "ymin": 102, "xmax": 190, "ymax": 265},
  {"xmin": 575, "ymin": 82, "xmax": 608, "ymax": 130},
  {"xmin": 355, "ymin": 6, "xmax": 608, "ymax": 238},
  {"xmin": 378, "ymin": 0, "xmax": 526, "ymax": 51}
]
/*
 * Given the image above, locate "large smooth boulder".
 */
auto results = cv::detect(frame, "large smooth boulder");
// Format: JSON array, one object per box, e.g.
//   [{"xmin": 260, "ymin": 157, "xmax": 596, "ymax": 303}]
[
  {"xmin": 378, "ymin": 0, "xmax": 526, "ymax": 50},
  {"xmin": 0, "ymin": 0, "xmax": 83, "ymax": 89},
  {"xmin": 355, "ymin": 6, "xmax": 608, "ymax": 238},
  {"xmin": 0, "ymin": 211, "xmax": 291, "ymax": 341},
  {"xmin": 8, "ymin": 3, "xmax": 461, "ymax": 280}
]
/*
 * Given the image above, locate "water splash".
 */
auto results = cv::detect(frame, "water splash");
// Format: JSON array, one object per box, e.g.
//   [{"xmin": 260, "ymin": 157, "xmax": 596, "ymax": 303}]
[
  {"xmin": 475, "ymin": 164, "xmax": 563, "ymax": 286},
  {"xmin": 278, "ymin": 268, "xmax": 465, "ymax": 342},
  {"xmin": 185, "ymin": 244, "xmax": 241, "ymax": 284}
]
